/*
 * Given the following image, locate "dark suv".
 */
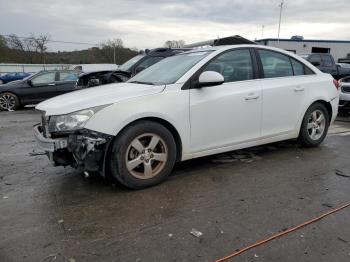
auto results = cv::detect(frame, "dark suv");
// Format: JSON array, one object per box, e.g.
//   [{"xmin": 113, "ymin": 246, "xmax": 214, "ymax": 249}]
[{"xmin": 76, "ymin": 48, "xmax": 190, "ymax": 88}]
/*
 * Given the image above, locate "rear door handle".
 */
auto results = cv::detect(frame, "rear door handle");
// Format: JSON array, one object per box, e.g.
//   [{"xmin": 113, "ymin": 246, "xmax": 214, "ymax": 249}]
[
  {"xmin": 48, "ymin": 83, "xmax": 56, "ymax": 86},
  {"xmin": 245, "ymin": 93, "xmax": 260, "ymax": 100},
  {"xmin": 294, "ymin": 86, "xmax": 304, "ymax": 92}
]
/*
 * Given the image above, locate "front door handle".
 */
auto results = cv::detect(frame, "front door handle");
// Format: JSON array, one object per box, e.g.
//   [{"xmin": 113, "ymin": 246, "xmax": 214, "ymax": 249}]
[
  {"xmin": 245, "ymin": 93, "xmax": 260, "ymax": 100},
  {"xmin": 294, "ymin": 86, "xmax": 304, "ymax": 92},
  {"xmin": 48, "ymin": 83, "xmax": 56, "ymax": 86}
]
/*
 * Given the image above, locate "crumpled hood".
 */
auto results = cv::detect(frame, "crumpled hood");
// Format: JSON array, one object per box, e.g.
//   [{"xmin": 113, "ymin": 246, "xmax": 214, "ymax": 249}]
[{"xmin": 36, "ymin": 82, "xmax": 165, "ymax": 116}]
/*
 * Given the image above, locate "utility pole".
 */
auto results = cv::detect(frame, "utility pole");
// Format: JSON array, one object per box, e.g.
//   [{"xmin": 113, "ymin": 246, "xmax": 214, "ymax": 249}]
[
  {"xmin": 262, "ymin": 25, "xmax": 265, "ymax": 38},
  {"xmin": 277, "ymin": 1, "xmax": 284, "ymax": 44},
  {"xmin": 113, "ymin": 46, "xmax": 116, "ymax": 64}
]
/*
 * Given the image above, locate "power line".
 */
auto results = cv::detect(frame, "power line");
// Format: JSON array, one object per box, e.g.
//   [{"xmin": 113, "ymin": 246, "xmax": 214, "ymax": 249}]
[{"xmin": 1, "ymin": 34, "xmax": 98, "ymax": 46}]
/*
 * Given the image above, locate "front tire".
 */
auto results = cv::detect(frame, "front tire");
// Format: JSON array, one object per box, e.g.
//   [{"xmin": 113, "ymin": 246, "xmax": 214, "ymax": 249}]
[
  {"xmin": 298, "ymin": 103, "xmax": 330, "ymax": 147},
  {"xmin": 0, "ymin": 92, "xmax": 20, "ymax": 111},
  {"xmin": 109, "ymin": 121, "xmax": 177, "ymax": 189}
]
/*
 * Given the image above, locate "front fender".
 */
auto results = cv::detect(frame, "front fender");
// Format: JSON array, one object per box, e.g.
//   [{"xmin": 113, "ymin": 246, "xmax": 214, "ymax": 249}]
[{"xmin": 84, "ymin": 89, "xmax": 191, "ymax": 157}]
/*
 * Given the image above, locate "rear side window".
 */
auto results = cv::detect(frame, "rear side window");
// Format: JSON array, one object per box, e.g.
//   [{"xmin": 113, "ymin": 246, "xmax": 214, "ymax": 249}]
[
  {"xmin": 60, "ymin": 72, "xmax": 78, "ymax": 81},
  {"xmin": 258, "ymin": 50, "xmax": 293, "ymax": 78},
  {"xmin": 202, "ymin": 49, "xmax": 253, "ymax": 83}
]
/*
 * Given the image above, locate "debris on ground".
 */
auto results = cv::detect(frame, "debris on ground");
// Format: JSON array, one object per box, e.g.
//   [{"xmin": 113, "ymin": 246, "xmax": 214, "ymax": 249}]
[
  {"xmin": 190, "ymin": 228, "xmax": 203, "ymax": 238},
  {"xmin": 29, "ymin": 150, "xmax": 46, "ymax": 156},
  {"xmin": 41, "ymin": 254, "xmax": 57, "ymax": 261},
  {"xmin": 3, "ymin": 196, "xmax": 9, "ymax": 199},
  {"xmin": 58, "ymin": 219, "xmax": 64, "ymax": 224},
  {"xmin": 68, "ymin": 258, "xmax": 76, "ymax": 262},
  {"xmin": 335, "ymin": 169, "xmax": 350, "ymax": 178},
  {"xmin": 168, "ymin": 233, "xmax": 173, "ymax": 238}
]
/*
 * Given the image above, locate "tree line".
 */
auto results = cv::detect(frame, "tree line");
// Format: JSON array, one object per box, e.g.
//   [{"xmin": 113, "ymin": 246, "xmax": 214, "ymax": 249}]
[
  {"xmin": 0, "ymin": 34, "xmax": 187, "ymax": 65},
  {"xmin": 0, "ymin": 34, "xmax": 138, "ymax": 65}
]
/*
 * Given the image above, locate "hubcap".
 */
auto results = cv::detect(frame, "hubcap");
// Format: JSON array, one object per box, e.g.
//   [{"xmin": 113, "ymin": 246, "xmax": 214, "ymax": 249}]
[
  {"xmin": 125, "ymin": 133, "xmax": 168, "ymax": 179},
  {"xmin": 307, "ymin": 109, "xmax": 326, "ymax": 140},
  {"xmin": 0, "ymin": 94, "xmax": 16, "ymax": 110}
]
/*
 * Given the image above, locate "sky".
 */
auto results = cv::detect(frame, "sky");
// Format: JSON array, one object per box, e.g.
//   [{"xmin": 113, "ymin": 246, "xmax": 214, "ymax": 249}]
[{"xmin": 0, "ymin": 0, "xmax": 349, "ymax": 51}]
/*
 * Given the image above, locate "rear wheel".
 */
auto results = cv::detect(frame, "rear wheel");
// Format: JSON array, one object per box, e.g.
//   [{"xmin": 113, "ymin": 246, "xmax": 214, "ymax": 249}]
[
  {"xmin": 109, "ymin": 121, "xmax": 177, "ymax": 189},
  {"xmin": 298, "ymin": 103, "xmax": 329, "ymax": 147},
  {"xmin": 0, "ymin": 92, "xmax": 20, "ymax": 111}
]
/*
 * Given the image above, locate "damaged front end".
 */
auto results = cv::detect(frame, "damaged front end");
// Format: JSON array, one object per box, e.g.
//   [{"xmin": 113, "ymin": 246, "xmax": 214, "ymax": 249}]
[{"xmin": 33, "ymin": 115, "xmax": 113, "ymax": 175}]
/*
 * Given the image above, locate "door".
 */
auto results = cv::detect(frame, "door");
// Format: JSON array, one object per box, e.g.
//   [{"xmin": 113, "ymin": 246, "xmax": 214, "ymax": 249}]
[
  {"xmin": 55, "ymin": 71, "xmax": 79, "ymax": 96},
  {"xmin": 21, "ymin": 72, "xmax": 58, "ymax": 103},
  {"xmin": 257, "ymin": 49, "xmax": 306, "ymax": 137},
  {"xmin": 190, "ymin": 49, "xmax": 262, "ymax": 153}
]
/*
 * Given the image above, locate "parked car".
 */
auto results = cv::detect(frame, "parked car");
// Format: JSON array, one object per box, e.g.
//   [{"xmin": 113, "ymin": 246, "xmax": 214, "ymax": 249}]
[
  {"xmin": 0, "ymin": 70, "xmax": 78, "ymax": 111},
  {"xmin": 34, "ymin": 45, "xmax": 339, "ymax": 189},
  {"xmin": 339, "ymin": 75, "xmax": 350, "ymax": 112},
  {"xmin": 76, "ymin": 48, "xmax": 189, "ymax": 88},
  {"xmin": 299, "ymin": 53, "xmax": 347, "ymax": 79},
  {"xmin": 71, "ymin": 64, "xmax": 119, "ymax": 73},
  {"xmin": 0, "ymin": 72, "xmax": 31, "ymax": 85}
]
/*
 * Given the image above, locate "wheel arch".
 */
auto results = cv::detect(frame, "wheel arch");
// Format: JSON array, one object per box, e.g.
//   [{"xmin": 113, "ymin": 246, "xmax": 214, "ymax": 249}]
[
  {"xmin": 297, "ymin": 99, "xmax": 333, "ymax": 135},
  {"xmin": 108, "ymin": 116, "xmax": 183, "ymax": 163}
]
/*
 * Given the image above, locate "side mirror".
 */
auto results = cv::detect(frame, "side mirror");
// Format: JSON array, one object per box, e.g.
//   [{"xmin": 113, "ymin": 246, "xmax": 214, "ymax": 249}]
[
  {"xmin": 198, "ymin": 71, "xmax": 224, "ymax": 88},
  {"xmin": 27, "ymin": 80, "xmax": 33, "ymax": 86},
  {"xmin": 311, "ymin": 61, "xmax": 321, "ymax": 67}
]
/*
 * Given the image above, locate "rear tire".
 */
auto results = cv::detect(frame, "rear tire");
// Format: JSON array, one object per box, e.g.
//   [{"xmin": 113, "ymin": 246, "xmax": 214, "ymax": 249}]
[
  {"xmin": 109, "ymin": 121, "xmax": 177, "ymax": 189},
  {"xmin": 0, "ymin": 92, "xmax": 20, "ymax": 111},
  {"xmin": 298, "ymin": 103, "xmax": 330, "ymax": 147}
]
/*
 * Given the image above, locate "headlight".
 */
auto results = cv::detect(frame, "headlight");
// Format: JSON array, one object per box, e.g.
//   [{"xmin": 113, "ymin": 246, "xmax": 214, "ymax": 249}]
[{"xmin": 48, "ymin": 105, "xmax": 110, "ymax": 133}]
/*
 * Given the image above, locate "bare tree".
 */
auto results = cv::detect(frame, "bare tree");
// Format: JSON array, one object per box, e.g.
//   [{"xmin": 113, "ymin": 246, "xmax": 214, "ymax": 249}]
[
  {"xmin": 7, "ymin": 34, "xmax": 37, "ymax": 63},
  {"xmin": 33, "ymin": 34, "xmax": 51, "ymax": 63},
  {"xmin": 100, "ymin": 38, "xmax": 124, "ymax": 64},
  {"xmin": 164, "ymin": 40, "xmax": 185, "ymax": 48}
]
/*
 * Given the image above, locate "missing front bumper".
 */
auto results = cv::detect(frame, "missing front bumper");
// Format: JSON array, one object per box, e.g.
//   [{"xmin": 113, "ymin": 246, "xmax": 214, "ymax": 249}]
[{"xmin": 33, "ymin": 125, "xmax": 113, "ymax": 172}]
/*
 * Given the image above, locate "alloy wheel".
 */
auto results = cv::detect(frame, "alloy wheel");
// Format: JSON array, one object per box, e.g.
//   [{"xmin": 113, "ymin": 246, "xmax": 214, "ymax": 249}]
[
  {"xmin": 125, "ymin": 133, "xmax": 168, "ymax": 179},
  {"xmin": 0, "ymin": 94, "xmax": 16, "ymax": 110},
  {"xmin": 307, "ymin": 109, "xmax": 326, "ymax": 140}
]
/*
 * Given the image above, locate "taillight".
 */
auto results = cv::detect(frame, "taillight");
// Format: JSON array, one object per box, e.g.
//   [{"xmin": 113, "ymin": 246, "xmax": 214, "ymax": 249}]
[{"xmin": 333, "ymin": 79, "xmax": 340, "ymax": 90}]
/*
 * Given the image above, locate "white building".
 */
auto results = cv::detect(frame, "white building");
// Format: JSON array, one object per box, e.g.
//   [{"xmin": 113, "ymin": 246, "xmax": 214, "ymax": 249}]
[{"xmin": 256, "ymin": 38, "xmax": 350, "ymax": 63}]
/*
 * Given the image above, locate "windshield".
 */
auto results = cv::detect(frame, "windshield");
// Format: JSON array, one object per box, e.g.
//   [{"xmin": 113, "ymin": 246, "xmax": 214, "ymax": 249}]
[
  {"xmin": 128, "ymin": 51, "xmax": 212, "ymax": 85},
  {"xmin": 119, "ymin": 55, "xmax": 145, "ymax": 71}
]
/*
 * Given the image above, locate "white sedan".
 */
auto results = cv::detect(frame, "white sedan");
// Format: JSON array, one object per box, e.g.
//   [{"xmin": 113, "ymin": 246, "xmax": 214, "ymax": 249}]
[{"xmin": 34, "ymin": 45, "xmax": 339, "ymax": 189}]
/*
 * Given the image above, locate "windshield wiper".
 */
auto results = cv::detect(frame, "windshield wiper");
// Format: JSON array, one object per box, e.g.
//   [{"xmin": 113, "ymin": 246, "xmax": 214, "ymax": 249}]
[{"xmin": 129, "ymin": 81, "xmax": 155, "ymax": 85}]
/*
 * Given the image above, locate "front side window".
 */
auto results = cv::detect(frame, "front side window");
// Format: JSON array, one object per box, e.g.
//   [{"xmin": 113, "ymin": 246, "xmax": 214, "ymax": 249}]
[
  {"xmin": 31, "ymin": 72, "xmax": 56, "ymax": 85},
  {"xmin": 129, "ymin": 51, "xmax": 211, "ymax": 85},
  {"xmin": 258, "ymin": 50, "xmax": 293, "ymax": 78},
  {"xmin": 202, "ymin": 49, "xmax": 253, "ymax": 83}
]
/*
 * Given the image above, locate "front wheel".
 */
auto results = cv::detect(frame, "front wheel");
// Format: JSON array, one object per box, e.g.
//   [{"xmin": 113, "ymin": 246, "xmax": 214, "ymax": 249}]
[
  {"xmin": 109, "ymin": 121, "xmax": 177, "ymax": 189},
  {"xmin": 298, "ymin": 103, "xmax": 330, "ymax": 147},
  {"xmin": 0, "ymin": 92, "xmax": 20, "ymax": 111}
]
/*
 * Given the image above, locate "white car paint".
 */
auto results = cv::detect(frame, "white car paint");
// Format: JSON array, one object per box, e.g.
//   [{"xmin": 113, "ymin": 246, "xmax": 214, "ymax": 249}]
[{"xmin": 36, "ymin": 45, "xmax": 339, "ymax": 161}]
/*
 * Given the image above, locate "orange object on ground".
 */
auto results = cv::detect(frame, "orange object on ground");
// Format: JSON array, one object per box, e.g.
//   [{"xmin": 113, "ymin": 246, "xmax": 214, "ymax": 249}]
[{"xmin": 215, "ymin": 203, "xmax": 350, "ymax": 262}]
